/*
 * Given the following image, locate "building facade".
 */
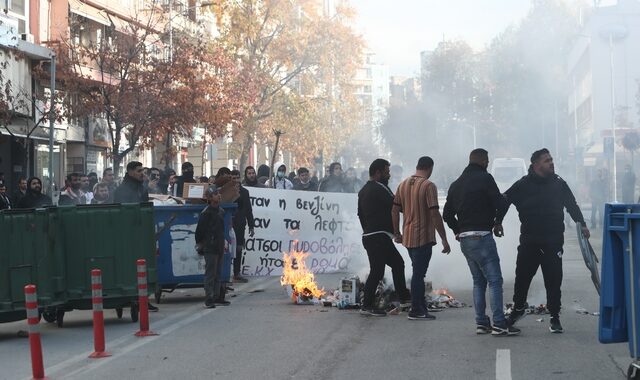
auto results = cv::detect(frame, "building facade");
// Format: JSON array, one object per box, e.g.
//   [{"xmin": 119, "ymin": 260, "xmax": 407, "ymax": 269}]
[{"xmin": 567, "ymin": 0, "xmax": 640, "ymax": 180}]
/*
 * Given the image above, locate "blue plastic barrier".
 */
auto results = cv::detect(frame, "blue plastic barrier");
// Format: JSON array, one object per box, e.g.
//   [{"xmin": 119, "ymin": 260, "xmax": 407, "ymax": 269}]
[
  {"xmin": 600, "ymin": 203, "xmax": 640, "ymax": 359},
  {"xmin": 154, "ymin": 204, "xmax": 236, "ymax": 303}
]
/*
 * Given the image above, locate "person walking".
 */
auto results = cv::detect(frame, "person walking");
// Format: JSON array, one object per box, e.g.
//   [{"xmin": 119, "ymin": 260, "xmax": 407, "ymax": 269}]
[
  {"xmin": 443, "ymin": 149, "xmax": 520, "ymax": 336},
  {"xmin": 358, "ymin": 159, "xmax": 411, "ymax": 316},
  {"xmin": 195, "ymin": 185, "xmax": 227, "ymax": 308},
  {"xmin": 496, "ymin": 148, "xmax": 590, "ymax": 333},
  {"xmin": 392, "ymin": 156, "xmax": 451, "ymax": 321}
]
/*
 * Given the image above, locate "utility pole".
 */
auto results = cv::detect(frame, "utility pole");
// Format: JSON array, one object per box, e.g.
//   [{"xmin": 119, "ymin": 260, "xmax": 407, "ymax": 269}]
[{"xmin": 48, "ymin": 54, "xmax": 56, "ymax": 197}]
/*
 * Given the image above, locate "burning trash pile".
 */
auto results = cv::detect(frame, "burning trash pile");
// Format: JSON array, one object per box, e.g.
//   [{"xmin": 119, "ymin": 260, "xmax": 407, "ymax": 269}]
[
  {"xmin": 428, "ymin": 289, "xmax": 466, "ymax": 309},
  {"xmin": 280, "ymin": 251, "xmax": 325, "ymax": 305},
  {"xmin": 321, "ymin": 278, "xmax": 467, "ymax": 313},
  {"xmin": 321, "ymin": 276, "xmax": 364, "ymax": 309}
]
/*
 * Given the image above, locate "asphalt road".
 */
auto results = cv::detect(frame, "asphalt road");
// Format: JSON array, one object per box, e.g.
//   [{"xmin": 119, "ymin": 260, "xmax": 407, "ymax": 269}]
[{"xmin": 0, "ymin": 227, "xmax": 633, "ymax": 380}]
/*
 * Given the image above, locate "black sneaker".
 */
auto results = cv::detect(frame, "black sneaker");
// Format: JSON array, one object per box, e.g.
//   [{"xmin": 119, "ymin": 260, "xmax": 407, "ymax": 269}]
[
  {"xmin": 233, "ymin": 276, "xmax": 249, "ymax": 283},
  {"xmin": 215, "ymin": 299, "xmax": 231, "ymax": 306},
  {"xmin": 506, "ymin": 305, "xmax": 526, "ymax": 326},
  {"xmin": 408, "ymin": 310, "xmax": 436, "ymax": 320},
  {"xmin": 399, "ymin": 299, "xmax": 412, "ymax": 308},
  {"xmin": 492, "ymin": 325, "xmax": 521, "ymax": 336},
  {"xmin": 360, "ymin": 308, "xmax": 387, "ymax": 317},
  {"xmin": 476, "ymin": 324, "xmax": 492, "ymax": 334},
  {"xmin": 148, "ymin": 303, "xmax": 159, "ymax": 312},
  {"xmin": 549, "ymin": 317, "xmax": 563, "ymax": 333},
  {"xmin": 204, "ymin": 299, "xmax": 216, "ymax": 309}
]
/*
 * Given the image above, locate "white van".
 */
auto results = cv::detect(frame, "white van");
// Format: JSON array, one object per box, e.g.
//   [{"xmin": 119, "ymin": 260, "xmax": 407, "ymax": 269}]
[{"xmin": 491, "ymin": 158, "xmax": 528, "ymax": 193}]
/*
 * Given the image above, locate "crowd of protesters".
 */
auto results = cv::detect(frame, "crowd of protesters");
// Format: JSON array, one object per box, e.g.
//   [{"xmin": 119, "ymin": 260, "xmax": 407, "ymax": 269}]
[{"xmin": 0, "ymin": 159, "xmax": 370, "ymax": 212}]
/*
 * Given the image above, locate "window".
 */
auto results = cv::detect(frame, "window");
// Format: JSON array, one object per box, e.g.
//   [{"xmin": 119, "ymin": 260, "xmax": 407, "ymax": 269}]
[
  {"xmin": 5, "ymin": 0, "xmax": 29, "ymax": 34},
  {"xmin": 10, "ymin": 0, "xmax": 25, "ymax": 16}
]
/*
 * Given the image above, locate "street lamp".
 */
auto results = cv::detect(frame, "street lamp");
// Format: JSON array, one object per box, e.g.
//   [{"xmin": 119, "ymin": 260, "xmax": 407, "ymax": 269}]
[{"xmin": 599, "ymin": 24, "xmax": 628, "ymax": 202}]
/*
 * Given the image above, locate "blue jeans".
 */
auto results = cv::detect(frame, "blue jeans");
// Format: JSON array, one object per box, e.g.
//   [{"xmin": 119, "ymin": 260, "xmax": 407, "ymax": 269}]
[
  {"xmin": 460, "ymin": 234, "xmax": 506, "ymax": 327},
  {"xmin": 407, "ymin": 245, "xmax": 433, "ymax": 313}
]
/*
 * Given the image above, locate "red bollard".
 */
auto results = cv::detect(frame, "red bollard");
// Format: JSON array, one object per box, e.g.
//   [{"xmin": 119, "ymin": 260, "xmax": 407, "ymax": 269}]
[
  {"xmin": 89, "ymin": 269, "xmax": 111, "ymax": 358},
  {"xmin": 24, "ymin": 285, "xmax": 49, "ymax": 380},
  {"xmin": 134, "ymin": 259, "xmax": 157, "ymax": 337}
]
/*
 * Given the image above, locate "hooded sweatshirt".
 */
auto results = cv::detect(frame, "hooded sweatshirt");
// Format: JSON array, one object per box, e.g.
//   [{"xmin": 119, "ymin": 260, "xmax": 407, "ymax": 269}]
[
  {"xmin": 269, "ymin": 164, "xmax": 293, "ymax": 190},
  {"xmin": 496, "ymin": 167, "xmax": 585, "ymax": 245}
]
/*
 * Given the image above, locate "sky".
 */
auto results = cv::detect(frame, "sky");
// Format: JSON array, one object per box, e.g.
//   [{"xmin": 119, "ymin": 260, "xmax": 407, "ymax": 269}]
[{"xmin": 348, "ymin": 0, "xmax": 537, "ymax": 77}]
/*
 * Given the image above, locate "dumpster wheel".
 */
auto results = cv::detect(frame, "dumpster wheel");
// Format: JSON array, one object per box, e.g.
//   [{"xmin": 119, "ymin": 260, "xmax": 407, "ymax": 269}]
[
  {"xmin": 42, "ymin": 310, "xmax": 57, "ymax": 323},
  {"xmin": 130, "ymin": 302, "xmax": 139, "ymax": 323},
  {"xmin": 56, "ymin": 309, "xmax": 65, "ymax": 328},
  {"xmin": 629, "ymin": 362, "xmax": 640, "ymax": 380},
  {"xmin": 115, "ymin": 308, "xmax": 123, "ymax": 319}
]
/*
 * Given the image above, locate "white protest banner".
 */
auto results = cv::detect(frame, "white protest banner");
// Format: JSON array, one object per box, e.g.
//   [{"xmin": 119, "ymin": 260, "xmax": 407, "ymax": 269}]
[{"xmin": 239, "ymin": 188, "xmax": 364, "ymax": 277}]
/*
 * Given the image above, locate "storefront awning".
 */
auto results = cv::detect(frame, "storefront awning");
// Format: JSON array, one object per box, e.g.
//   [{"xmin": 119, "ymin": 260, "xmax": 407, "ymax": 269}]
[
  {"xmin": 0, "ymin": 118, "xmax": 53, "ymax": 141},
  {"xmin": 69, "ymin": 0, "xmax": 111, "ymax": 26}
]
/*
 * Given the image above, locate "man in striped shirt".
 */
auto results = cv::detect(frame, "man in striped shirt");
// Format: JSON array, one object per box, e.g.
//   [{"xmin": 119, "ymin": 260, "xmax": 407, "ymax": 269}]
[{"xmin": 392, "ymin": 156, "xmax": 451, "ymax": 320}]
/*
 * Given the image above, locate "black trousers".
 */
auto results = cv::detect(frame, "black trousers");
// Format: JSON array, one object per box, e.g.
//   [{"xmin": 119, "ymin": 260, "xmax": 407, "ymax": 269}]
[
  {"xmin": 203, "ymin": 252, "xmax": 224, "ymax": 301},
  {"xmin": 513, "ymin": 242, "xmax": 564, "ymax": 317},
  {"xmin": 362, "ymin": 234, "xmax": 410, "ymax": 308},
  {"xmin": 233, "ymin": 225, "xmax": 245, "ymax": 276}
]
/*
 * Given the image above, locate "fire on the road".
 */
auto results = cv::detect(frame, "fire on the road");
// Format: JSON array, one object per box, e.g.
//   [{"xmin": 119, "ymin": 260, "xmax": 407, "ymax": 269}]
[{"xmin": 280, "ymin": 250, "xmax": 325, "ymax": 303}]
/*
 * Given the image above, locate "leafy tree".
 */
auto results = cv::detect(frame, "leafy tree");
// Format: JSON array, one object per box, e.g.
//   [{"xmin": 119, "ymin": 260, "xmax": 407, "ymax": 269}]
[
  {"xmin": 218, "ymin": 0, "xmax": 364, "ymax": 170},
  {"xmin": 49, "ymin": 5, "xmax": 248, "ymax": 175}
]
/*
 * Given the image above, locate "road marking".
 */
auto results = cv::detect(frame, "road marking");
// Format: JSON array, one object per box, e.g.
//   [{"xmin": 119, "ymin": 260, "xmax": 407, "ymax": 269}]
[
  {"xmin": 34, "ymin": 277, "xmax": 276, "ymax": 380},
  {"xmin": 496, "ymin": 349, "xmax": 512, "ymax": 380}
]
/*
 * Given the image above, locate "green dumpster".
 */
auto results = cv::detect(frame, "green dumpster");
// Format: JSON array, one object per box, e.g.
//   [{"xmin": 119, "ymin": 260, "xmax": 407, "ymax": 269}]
[
  {"xmin": 0, "ymin": 208, "xmax": 66, "ymax": 323},
  {"xmin": 51, "ymin": 203, "xmax": 157, "ymax": 326}
]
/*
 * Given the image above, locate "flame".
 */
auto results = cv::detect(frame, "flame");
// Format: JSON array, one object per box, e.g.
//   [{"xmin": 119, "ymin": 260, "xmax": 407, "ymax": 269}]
[
  {"xmin": 280, "ymin": 250, "xmax": 325, "ymax": 301},
  {"xmin": 433, "ymin": 288, "xmax": 452, "ymax": 297}
]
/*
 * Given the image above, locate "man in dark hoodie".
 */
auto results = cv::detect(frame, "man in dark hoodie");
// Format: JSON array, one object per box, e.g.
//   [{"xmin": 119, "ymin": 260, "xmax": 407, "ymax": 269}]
[
  {"xmin": 231, "ymin": 169, "xmax": 255, "ymax": 283},
  {"xmin": 443, "ymin": 149, "xmax": 519, "ymax": 336},
  {"xmin": 256, "ymin": 164, "xmax": 270, "ymax": 186},
  {"xmin": 17, "ymin": 177, "xmax": 53, "ymax": 208},
  {"xmin": 319, "ymin": 162, "xmax": 347, "ymax": 193},
  {"xmin": 242, "ymin": 166, "xmax": 265, "ymax": 188},
  {"xmin": 293, "ymin": 167, "xmax": 318, "ymax": 191},
  {"xmin": 114, "ymin": 161, "xmax": 149, "ymax": 203},
  {"xmin": 174, "ymin": 162, "xmax": 196, "ymax": 197},
  {"xmin": 195, "ymin": 184, "xmax": 226, "ymax": 308},
  {"xmin": 495, "ymin": 148, "xmax": 590, "ymax": 334}
]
